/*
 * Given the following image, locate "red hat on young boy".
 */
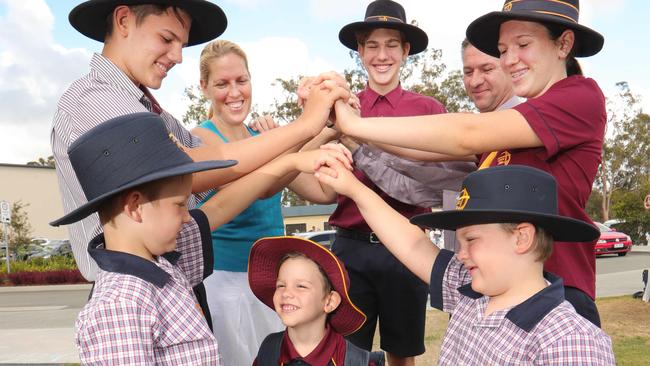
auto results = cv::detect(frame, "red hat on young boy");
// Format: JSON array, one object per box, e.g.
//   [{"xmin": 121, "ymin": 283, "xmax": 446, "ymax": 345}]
[{"xmin": 248, "ymin": 236, "xmax": 366, "ymax": 336}]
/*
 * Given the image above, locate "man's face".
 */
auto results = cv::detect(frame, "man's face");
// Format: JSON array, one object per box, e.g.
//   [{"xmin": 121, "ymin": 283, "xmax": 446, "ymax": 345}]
[
  {"xmin": 358, "ymin": 28, "xmax": 410, "ymax": 94},
  {"xmin": 462, "ymin": 44, "xmax": 514, "ymax": 112},
  {"xmin": 116, "ymin": 6, "xmax": 191, "ymax": 89}
]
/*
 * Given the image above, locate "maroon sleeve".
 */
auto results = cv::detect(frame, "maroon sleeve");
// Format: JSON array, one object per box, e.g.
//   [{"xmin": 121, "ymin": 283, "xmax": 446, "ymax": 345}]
[{"xmin": 513, "ymin": 76, "xmax": 606, "ymax": 159}]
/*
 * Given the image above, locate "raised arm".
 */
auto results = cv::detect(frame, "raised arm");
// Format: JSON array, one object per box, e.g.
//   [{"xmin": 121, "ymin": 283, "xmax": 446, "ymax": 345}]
[
  {"xmin": 199, "ymin": 148, "xmax": 351, "ymax": 231},
  {"xmin": 188, "ymin": 83, "xmax": 351, "ymax": 192},
  {"xmin": 314, "ymin": 157, "xmax": 439, "ymax": 284},
  {"xmin": 334, "ymin": 100, "xmax": 542, "ymax": 156}
]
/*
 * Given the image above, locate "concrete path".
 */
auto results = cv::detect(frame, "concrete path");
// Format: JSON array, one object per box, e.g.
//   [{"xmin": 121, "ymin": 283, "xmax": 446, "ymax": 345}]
[{"xmin": 1, "ymin": 247, "xmax": 648, "ymax": 364}]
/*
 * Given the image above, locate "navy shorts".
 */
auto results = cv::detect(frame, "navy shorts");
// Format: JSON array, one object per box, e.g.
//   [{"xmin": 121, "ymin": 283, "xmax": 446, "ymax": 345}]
[{"xmin": 331, "ymin": 235, "xmax": 428, "ymax": 357}]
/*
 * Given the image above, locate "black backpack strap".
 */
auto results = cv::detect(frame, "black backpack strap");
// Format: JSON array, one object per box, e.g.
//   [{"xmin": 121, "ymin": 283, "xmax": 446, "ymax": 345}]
[
  {"xmin": 255, "ymin": 331, "xmax": 284, "ymax": 366},
  {"xmin": 343, "ymin": 340, "xmax": 370, "ymax": 366},
  {"xmin": 343, "ymin": 340, "xmax": 386, "ymax": 366}
]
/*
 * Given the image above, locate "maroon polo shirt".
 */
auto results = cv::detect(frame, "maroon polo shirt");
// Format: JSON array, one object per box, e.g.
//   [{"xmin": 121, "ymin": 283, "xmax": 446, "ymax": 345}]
[
  {"xmin": 281, "ymin": 325, "xmax": 346, "ymax": 365},
  {"xmin": 329, "ymin": 85, "xmax": 447, "ymax": 232},
  {"xmin": 479, "ymin": 75, "xmax": 606, "ymax": 299}
]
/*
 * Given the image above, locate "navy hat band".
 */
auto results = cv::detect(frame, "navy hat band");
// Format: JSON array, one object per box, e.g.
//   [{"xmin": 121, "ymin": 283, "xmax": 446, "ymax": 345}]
[{"xmin": 504, "ymin": 0, "xmax": 579, "ymax": 23}]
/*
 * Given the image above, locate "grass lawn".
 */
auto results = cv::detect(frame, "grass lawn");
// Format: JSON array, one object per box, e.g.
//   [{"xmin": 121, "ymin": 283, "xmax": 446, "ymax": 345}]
[{"xmin": 373, "ymin": 296, "xmax": 650, "ymax": 365}]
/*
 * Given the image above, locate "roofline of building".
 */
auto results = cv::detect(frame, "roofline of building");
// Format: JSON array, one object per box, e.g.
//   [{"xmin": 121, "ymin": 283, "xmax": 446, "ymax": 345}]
[{"xmin": 0, "ymin": 163, "xmax": 55, "ymax": 170}]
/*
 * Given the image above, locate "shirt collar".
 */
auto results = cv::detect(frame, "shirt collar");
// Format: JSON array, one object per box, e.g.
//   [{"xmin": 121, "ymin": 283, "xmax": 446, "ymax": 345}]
[
  {"xmin": 87, "ymin": 233, "xmax": 181, "ymax": 288},
  {"xmin": 497, "ymin": 95, "xmax": 524, "ymax": 110},
  {"xmin": 280, "ymin": 324, "xmax": 344, "ymax": 365},
  {"xmin": 362, "ymin": 83, "xmax": 404, "ymax": 109},
  {"xmin": 457, "ymin": 272, "xmax": 565, "ymax": 332},
  {"xmin": 90, "ymin": 53, "xmax": 145, "ymax": 102}
]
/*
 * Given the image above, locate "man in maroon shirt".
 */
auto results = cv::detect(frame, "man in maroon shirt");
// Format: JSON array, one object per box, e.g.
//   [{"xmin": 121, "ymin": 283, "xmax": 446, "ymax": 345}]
[{"xmin": 332, "ymin": 1, "xmax": 447, "ymax": 365}]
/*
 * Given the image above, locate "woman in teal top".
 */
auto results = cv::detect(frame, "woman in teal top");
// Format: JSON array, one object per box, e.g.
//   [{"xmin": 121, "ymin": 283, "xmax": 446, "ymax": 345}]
[{"xmin": 191, "ymin": 40, "xmax": 339, "ymax": 366}]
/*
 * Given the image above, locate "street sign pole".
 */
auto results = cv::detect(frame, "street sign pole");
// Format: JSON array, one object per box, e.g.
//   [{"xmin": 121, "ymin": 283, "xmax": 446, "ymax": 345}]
[
  {"xmin": 3, "ymin": 222, "xmax": 9, "ymax": 274},
  {"xmin": 1, "ymin": 200, "xmax": 11, "ymax": 274}
]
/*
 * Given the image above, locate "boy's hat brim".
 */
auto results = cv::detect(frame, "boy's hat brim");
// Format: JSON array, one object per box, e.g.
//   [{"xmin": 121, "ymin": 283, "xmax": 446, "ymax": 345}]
[
  {"xmin": 69, "ymin": 0, "xmax": 227, "ymax": 46},
  {"xmin": 338, "ymin": 0, "xmax": 428, "ymax": 55},
  {"xmin": 50, "ymin": 160, "xmax": 234, "ymax": 227},
  {"xmin": 410, "ymin": 165, "xmax": 599, "ymax": 242},
  {"xmin": 466, "ymin": 0, "xmax": 603, "ymax": 58},
  {"xmin": 248, "ymin": 236, "xmax": 366, "ymax": 336},
  {"xmin": 411, "ymin": 209, "xmax": 599, "ymax": 242},
  {"xmin": 50, "ymin": 112, "xmax": 236, "ymax": 227}
]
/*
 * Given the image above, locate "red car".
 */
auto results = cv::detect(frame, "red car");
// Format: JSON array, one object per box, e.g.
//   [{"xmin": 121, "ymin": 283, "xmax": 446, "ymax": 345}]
[{"xmin": 595, "ymin": 222, "xmax": 633, "ymax": 256}]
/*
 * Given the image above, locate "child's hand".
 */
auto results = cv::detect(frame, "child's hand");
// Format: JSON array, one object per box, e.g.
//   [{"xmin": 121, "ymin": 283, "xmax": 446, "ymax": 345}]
[
  {"xmin": 318, "ymin": 142, "xmax": 353, "ymax": 168},
  {"xmin": 314, "ymin": 154, "xmax": 362, "ymax": 197},
  {"xmin": 292, "ymin": 144, "xmax": 353, "ymax": 174},
  {"xmin": 249, "ymin": 115, "xmax": 280, "ymax": 133}
]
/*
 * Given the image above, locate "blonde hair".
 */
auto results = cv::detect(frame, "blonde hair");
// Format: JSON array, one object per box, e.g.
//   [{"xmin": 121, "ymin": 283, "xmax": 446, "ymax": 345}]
[
  {"xmin": 499, "ymin": 223, "xmax": 554, "ymax": 262},
  {"xmin": 199, "ymin": 40, "xmax": 250, "ymax": 119}
]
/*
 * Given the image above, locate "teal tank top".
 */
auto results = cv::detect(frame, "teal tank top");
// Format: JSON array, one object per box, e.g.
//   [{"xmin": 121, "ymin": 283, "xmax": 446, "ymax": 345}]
[{"xmin": 197, "ymin": 120, "xmax": 284, "ymax": 272}]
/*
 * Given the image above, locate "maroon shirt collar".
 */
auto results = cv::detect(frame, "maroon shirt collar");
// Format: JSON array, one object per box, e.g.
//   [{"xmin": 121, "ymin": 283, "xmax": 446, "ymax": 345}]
[
  {"xmin": 279, "ymin": 325, "xmax": 346, "ymax": 365},
  {"xmin": 361, "ymin": 83, "xmax": 404, "ymax": 110}
]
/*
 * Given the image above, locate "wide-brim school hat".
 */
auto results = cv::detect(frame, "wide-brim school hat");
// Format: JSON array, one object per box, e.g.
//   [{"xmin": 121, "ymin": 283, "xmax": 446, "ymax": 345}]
[
  {"xmin": 50, "ymin": 112, "xmax": 236, "ymax": 226},
  {"xmin": 466, "ymin": 0, "xmax": 604, "ymax": 58},
  {"xmin": 339, "ymin": 0, "xmax": 428, "ymax": 55},
  {"xmin": 410, "ymin": 165, "xmax": 600, "ymax": 242},
  {"xmin": 69, "ymin": 0, "xmax": 227, "ymax": 46},
  {"xmin": 248, "ymin": 236, "xmax": 366, "ymax": 336}
]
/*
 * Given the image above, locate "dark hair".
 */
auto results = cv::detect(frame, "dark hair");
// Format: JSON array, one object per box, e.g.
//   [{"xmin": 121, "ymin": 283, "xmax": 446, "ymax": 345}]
[
  {"xmin": 98, "ymin": 174, "xmax": 190, "ymax": 225},
  {"xmin": 542, "ymin": 23, "xmax": 583, "ymax": 76},
  {"xmin": 277, "ymin": 252, "xmax": 333, "ymax": 293},
  {"xmin": 105, "ymin": 5, "xmax": 189, "ymax": 41}
]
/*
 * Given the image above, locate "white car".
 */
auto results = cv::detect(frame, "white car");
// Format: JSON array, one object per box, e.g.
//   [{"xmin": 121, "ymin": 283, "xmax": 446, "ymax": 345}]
[{"xmin": 292, "ymin": 230, "xmax": 336, "ymax": 249}]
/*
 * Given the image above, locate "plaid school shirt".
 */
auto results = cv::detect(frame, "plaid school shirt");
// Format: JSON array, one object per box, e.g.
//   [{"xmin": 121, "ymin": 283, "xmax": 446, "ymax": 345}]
[
  {"xmin": 75, "ymin": 210, "xmax": 222, "ymax": 365},
  {"xmin": 430, "ymin": 250, "xmax": 615, "ymax": 365}
]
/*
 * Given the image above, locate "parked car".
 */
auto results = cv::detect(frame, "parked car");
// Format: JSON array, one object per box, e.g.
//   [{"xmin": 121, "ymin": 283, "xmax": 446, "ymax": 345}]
[
  {"xmin": 292, "ymin": 230, "xmax": 336, "ymax": 249},
  {"xmin": 28, "ymin": 239, "xmax": 72, "ymax": 259},
  {"xmin": 595, "ymin": 222, "xmax": 632, "ymax": 256}
]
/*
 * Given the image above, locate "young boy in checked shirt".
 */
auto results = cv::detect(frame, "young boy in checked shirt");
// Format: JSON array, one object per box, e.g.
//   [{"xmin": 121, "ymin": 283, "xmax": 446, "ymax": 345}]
[
  {"xmin": 315, "ymin": 162, "xmax": 615, "ymax": 365},
  {"xmin": 50, "ymin": 112, "xmax": 352, "ymax": 365}
]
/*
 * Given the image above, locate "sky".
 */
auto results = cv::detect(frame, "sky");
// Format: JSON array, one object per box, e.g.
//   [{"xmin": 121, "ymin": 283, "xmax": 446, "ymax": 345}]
[{"xmin": 0, "ymin": 0, "xmax": 648, "ymax": 164}]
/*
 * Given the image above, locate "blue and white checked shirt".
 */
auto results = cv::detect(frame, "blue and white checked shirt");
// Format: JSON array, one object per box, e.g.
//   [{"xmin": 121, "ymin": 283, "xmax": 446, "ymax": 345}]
[
  {"xmin": 76, "ymin": 210, "xmax": 221, "ymax": 365},
  {"xmin": 430, "ymin": 250, "xmax": 615, "ymax": 365}
]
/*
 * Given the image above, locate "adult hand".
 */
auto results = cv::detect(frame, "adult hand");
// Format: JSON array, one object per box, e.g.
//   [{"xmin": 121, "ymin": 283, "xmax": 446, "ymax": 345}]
[
  {"xmin": 299, "ymin": 80, "xmax": 350, "ymax": 135},
  {"xmin": 249, "ymin": 114, "xmax": 280, "ymax": 133},
  {"xmin": 332, "ymin": 99, "xmax": 361, "ymax": 134}
]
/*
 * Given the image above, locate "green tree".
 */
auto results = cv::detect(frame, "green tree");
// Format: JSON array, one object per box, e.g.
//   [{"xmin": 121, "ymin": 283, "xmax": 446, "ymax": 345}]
[
  {"xmin": 27, "ymin": 155, "xmax": 55, "ymax": 167},
  {"xmin": 594, "ymin": 82, "xmax": 648, "ymax": 222},
  {"xmin": 182, "ymin": 85, "xmax": 210, "ymax": 126},
  {"xmin": 0, "ymin": 201, "xmax": 33, "ymax": 261}
]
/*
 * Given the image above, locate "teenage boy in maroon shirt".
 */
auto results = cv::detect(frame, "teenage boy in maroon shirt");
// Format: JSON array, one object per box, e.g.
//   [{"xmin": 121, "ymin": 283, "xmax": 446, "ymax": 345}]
[{"xmin": 331, "ymin": 1, "xmax": 451, "ymax": 365}]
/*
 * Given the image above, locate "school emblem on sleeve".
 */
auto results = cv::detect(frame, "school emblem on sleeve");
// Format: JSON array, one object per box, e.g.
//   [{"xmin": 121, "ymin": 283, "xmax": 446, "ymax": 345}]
[
  {"xmin": 503, "ymin": 2, "xmax": 513, "ymax": 11},
  {"xmin": 456, "ymin": 188, "xmax": 470, "ymax": 210},
  {"xmin": 497, "ymin": 151, "xmax": 512, "ymax": 166}
]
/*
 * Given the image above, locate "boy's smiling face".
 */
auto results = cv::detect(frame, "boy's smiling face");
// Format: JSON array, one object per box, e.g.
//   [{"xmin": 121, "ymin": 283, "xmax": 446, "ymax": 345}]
[
  {"xmin": 115, "ymin": 6, "xmax": 191, "ymax": 89},
  {"xmin": 273, "ymin": 256, "xmax": 339, "ymax": 331},
  {"xmin": 139, "ymin": 175, "xmax": 193, "ymax": 257},
  {"xmin": 455, "ymin": 223, "xmax": 520, "ymax": 297},
  {"xmin": 358, "ymin": 28, "xmax": 410, "ymax": 94}
]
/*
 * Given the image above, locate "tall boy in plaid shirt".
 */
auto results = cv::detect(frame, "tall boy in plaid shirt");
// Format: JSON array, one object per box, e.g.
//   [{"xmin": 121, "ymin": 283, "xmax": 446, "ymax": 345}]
[
  {"xmin": 50, "ymin": 112, "xmax": 352, "ymax": 365},
  {"xmin": 315, "ymin": 162, "xmax": 615, "ymax": 365}
]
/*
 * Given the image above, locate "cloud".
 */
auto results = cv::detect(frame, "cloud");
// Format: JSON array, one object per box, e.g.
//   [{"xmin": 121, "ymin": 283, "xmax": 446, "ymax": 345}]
[{"xmin": 0, "ymin": 0, "xmax": 91, "ymax": 164}]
